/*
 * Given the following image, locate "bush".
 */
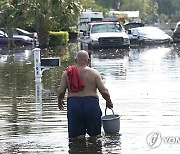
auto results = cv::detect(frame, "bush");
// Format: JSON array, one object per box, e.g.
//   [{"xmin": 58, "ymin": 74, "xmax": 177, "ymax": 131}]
[
  {"xmin": 68, "ymin": 27, "xmax": 79, "ymax": 34},
  {"xmin": 68, "ymin": 27, "xmax": 79, "ymax": 40},
  {"xmin": 49, "ymin": 31, "xmax": 69, "ymax": 47}
]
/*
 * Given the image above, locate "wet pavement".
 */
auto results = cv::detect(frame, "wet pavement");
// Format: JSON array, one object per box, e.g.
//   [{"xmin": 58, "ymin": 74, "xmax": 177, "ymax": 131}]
[{"xmin": 0, "ymin": 43, "xmax": 180, "ymax": 153}]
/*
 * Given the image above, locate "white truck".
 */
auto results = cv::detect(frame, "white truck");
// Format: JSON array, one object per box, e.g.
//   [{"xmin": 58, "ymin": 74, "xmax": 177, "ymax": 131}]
[{"xmin": 79, "ymin": 22, "xmax": 130, "ymax": 50}]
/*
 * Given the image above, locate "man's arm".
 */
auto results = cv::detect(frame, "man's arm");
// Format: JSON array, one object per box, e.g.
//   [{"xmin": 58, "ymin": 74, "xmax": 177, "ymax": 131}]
[
  {"xmin": 95, "ymin": 72, "xmax": 113, "ymax": 108},
  {"xmin": 57, "ymin": 71, "xmax": 68, "ymax": 110}
]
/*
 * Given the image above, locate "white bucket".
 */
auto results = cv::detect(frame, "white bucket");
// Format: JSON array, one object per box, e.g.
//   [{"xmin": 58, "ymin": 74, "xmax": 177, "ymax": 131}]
[{"xmin": 101, "ymin": 108, "xmax": 120, "ymax": 134}]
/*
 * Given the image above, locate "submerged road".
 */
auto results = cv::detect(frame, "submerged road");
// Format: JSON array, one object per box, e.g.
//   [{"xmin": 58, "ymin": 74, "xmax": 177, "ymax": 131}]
[{"xmin": 0, "ymin": 44, "xmax": 180, "ymax": 153}]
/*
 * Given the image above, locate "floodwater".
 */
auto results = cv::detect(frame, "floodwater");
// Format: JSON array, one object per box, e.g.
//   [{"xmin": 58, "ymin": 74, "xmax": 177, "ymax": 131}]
[{"xmin": 0, "ymin": 43, "xmax": 180, "ymax": 154}]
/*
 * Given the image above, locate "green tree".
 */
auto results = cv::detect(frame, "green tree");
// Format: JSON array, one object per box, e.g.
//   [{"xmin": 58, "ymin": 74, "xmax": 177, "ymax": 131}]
[
  {"xmin": 27, "ymin": 0, "xmax": 53, "ymax": 49},
  {"xmin": 96, "ymin": 0, "xmax": 121, "ymax": 10},
  {"xmin": 27, "ymin": 0, "xmax": 82, "ymax": 48},
  {"xmin": 173, "ymin": 0, "xmax": 180, "ymax": 8},
  {"xmin": 121, "ymin": 0, "xmax": 150, "ymax": 21},
  {"xmin": 52, "ymin": 0, "xmax": 82, "ymax": 30},
  {"xmin": 0, "ymin": 0, "xmax": 23, "ymax": 48},
  {"xmin": 172, "ymin": 0, "xmax": 180, "ymax": 16},
  {"xmin": 156, "ymin": 0, "xmax": 175, "ymax": 18},
  {"xmin": 146, "ymin": 0, "xmax": 159, "ymax": 23},
  {"xmin": 79, "ymin": 0, "xmax": 109, "ymax": 17},
  {"xmin": 79, "ymin": 0, "xmax": 92, "ymax": 11}
]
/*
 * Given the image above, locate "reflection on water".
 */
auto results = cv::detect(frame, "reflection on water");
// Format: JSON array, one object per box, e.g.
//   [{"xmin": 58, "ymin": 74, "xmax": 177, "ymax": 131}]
[
  {"xmin": 91, "ymin": 48, "xmax": 129, "ymax": 82},
  {"xmin": 69, "ymin": 137, "xmax": 103, "ymax": 154},
  {"xmin": 68, "ymin": 133, "xmax": 121, "ymax": 154},
  {"xmin": 0, "ymin": 43, "xmax": 180, "ymax": 153}
]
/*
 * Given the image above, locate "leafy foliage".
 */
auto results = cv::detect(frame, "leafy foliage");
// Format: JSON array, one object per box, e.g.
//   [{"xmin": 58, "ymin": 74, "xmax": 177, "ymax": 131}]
[
  {"xmin": 49, "ymin": 31, "xmax": 69, "ymax": 47},
  {"xmin": 0, "ymin": 0, "xmax": 180, "ymax": 49}
]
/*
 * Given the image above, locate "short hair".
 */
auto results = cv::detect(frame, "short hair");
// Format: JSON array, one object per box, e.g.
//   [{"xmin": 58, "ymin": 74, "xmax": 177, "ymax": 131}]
[{"xmin": 76, "ymin": 50, "xmax": 89, "ymax": 60}]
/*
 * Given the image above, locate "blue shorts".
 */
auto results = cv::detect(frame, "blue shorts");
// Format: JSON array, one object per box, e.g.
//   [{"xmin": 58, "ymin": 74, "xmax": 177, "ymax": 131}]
[{"xmin": 67, "ymin": 96, "xmax": 102, "ymax": 138}]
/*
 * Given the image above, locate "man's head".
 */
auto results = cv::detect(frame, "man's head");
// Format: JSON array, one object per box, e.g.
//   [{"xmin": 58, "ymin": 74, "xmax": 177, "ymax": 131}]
[{"xmin": 75, "ymin": 50, "xmax": 90, "ymax": 66}]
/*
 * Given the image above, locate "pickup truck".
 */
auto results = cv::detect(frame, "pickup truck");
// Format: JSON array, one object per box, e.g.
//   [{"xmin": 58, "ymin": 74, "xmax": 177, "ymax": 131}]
[{"xmin": 79, "ymin": 22, "xmax": 130, "ymax": 50}]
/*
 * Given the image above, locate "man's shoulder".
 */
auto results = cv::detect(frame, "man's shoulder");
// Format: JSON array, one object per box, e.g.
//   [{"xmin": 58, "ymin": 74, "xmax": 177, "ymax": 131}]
[
  {"xmin": 86, "ymin": 67, "xmax": 100, "ymax": 75},
  {"xmin": 86, "ymin": 66, "xmax": 95, "ymax": 71}
]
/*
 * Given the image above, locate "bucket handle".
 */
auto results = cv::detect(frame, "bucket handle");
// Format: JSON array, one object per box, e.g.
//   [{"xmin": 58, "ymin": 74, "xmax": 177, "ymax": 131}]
[{"xmin": 105, "ymin": 107, "xmax": 115, "ymax": 119}]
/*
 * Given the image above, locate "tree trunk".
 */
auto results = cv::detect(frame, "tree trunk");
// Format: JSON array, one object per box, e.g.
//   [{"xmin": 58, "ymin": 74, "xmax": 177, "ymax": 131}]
[
  {"xmin": 37, "ymin": 16, "xmax": 50, "ymax": 49},
  {"xmin": 7, "ymin": 27, "xmax": 14, "ymax": 49}
]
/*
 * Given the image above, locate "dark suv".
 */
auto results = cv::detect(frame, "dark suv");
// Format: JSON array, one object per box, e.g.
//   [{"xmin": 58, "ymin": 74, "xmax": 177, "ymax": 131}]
[{"xmin": 172, "ymin": 21, "xmax": 180, "ymax": 42}]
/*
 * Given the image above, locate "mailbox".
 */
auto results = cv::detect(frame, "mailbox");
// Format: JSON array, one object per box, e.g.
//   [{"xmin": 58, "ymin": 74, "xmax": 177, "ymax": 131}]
[
  {"xmin": 34, "ymin": 48, "xmax": 61, "ymax": 83},
  {"xmin": 41, "ymin": 58, "xmax": 60, "ymax": 67}
]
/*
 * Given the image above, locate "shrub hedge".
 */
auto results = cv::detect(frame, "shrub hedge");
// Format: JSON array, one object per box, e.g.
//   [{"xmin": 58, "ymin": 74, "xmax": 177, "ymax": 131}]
[{"xmin": 49, "ymin": 31, "xmax": 69, "ymax": 47}]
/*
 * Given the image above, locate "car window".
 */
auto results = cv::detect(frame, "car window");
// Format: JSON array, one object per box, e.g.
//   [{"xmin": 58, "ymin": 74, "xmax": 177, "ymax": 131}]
[
  {"xmin": 91, "ymin": 24, "xmax": 122, "ymax": 33},
  {"xmin": 124, "ymin": 23, "xmax": 144, "ymax": 31},
  {"xmin": 13, "ymin": 31, "xmax": 19, "ymax": 35},
  {"xmin": 16, "ymin": 28, "xmax": 29, "ymax": 34}
]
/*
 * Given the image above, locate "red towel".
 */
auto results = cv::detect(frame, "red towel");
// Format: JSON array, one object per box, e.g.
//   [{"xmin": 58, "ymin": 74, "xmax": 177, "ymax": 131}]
[{"xmin": 66, "ymin": 65, "xmax": 85, "ymax": 92}]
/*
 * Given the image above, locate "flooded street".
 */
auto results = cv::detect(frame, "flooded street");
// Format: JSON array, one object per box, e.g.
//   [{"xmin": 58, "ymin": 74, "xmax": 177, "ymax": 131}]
[{"xmin": 0, "ymin": 43, "xmax": 180, "ymax": 154}]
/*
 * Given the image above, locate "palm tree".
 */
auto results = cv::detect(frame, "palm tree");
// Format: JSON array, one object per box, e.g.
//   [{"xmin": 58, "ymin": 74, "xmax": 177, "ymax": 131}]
[
  {"xmin": 0, "ymin": 0, "xmax": 82, "ymax": 49},
  {"xmin": 0, "ymin": 0, "xmax": 17, "ymax": 48},
  {"xmin": 28, "ymin": 0, "xmax": 81, "ymax": 48}
]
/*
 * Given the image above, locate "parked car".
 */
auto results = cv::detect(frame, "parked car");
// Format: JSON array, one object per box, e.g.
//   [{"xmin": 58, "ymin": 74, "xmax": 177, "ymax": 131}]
[
  {"xmin": 79, "ymin": 22, "xmax": 130, "ymax": 50},
  {"xmin": 127, "ymin": 26, "xmax": 173, "ymax": 46},
  {"xmin": 172, "ymin": 21, "xmax": 180, "ymax": 42},
  {"xmin": 1, "ymin": 28, "xmax": 38, "ymax": 45},
  {"xmin": 0, "ymin": 30, "xmax": 34, "ymax": 47},
  {"xmin": 1, "ymin": 28, "xmax": 37, "ymax": 39}
]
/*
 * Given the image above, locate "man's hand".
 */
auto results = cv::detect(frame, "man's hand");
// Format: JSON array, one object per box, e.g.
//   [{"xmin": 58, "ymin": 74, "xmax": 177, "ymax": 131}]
[
  {"xmin": 106, "ymin": 101, "xmax": 113, "ymax": 109},
  {"xmin": 58, "ymin": 100, "xmax": 65, "ymax": 110}
]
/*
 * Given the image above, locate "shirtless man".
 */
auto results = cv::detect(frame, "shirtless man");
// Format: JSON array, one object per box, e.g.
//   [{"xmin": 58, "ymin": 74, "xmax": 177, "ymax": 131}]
[{"xmin": 58, "ymin": 50, "xmax": 113, "ymax": 138}]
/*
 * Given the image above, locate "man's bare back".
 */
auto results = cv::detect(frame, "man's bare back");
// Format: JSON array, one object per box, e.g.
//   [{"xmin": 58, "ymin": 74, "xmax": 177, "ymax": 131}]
[
  {"xmin": 58, "ymin": 50, "xmax": 113, "ymax": 110},
  {"xmin": 66, "ymin": 66, "xmax": 103, "ymax": 98}
]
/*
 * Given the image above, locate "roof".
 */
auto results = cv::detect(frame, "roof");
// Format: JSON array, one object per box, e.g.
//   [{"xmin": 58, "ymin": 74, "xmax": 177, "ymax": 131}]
[
  {"xmin": 109, "ymin": 11, "xmax": 139, "ymax": 18},
  {"xmin": 88, "ymin": 22, "xmax": 118, "ymax": 25},
  {"xmin": 80, "ymin": 12, "xmax": 103, "ymax": 18}
]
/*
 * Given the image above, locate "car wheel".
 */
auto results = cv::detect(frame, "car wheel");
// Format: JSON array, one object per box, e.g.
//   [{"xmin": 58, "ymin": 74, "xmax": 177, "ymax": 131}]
[{"xmin": 14, "ymin": 41, "xmax": 24, "ymax": 46}]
